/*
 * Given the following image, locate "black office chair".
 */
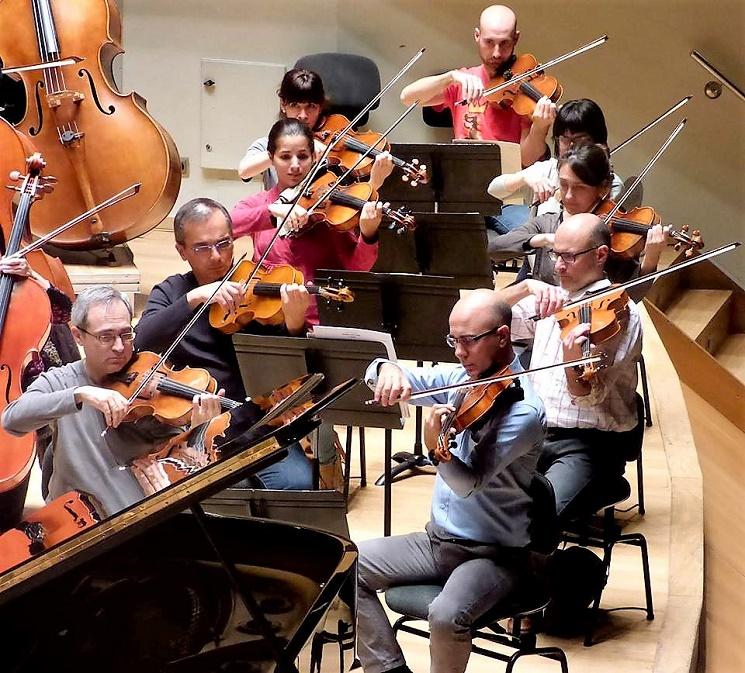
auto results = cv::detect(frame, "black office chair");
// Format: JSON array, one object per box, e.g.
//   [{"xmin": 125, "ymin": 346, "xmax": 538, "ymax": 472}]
[
  {"xmin": 294, "ymin": 53, "xmax": 381, "ymax": 126},
  {"xmin": 383, "ymin": 474, "xmax": 568, "ymax": 673},
  {"xmin": 560, "ymin": 393, "xmax": 654, "ymax": 646}
]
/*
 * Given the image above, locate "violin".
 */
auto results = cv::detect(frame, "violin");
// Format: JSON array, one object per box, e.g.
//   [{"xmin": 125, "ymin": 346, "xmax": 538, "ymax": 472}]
[
  {"xmin": 553, "ymin": 288, "xmax": 628, "ymax": 382},
  {"xmin": 455, "ymin": 37, "xmax": 608, "ymax": 109},
  {"xmin": 482, "ymin": 54, "xmax": 563, "ymax": 116},
  {"xmin": 433, "ymin": 365, "xmax": 516, "ymax": 463},
  {"xmin": 0, "ymin": 117, "xmax": 75, "ymax": 299},
  {"xmin": 0, "ymin": 0, "xmax": 181, "ymax": 249},
  {"xmin": 0, "ymin": 491, "xmax": 100, "ymax": 573},
  {"xmin": 209, "ymin": 259, "xmax": 354, "ymax": 334},
  {"xmin": 594, "ymin": 198, "xmax": 704, "ymax": 260},
  {"xmin": 296, "ymin": 170, "xmax": 416, "ymax": 235},
  {"xmin": 315, "ymin": 114, "xmax": 428, "ymax": 186},
  {"xmin": 106, "ymin": 351, "xmax": 242, "ymax": 427},
  {"xmin": 0, "ymin": 153, "xmax": 54, "ymax": 495}
]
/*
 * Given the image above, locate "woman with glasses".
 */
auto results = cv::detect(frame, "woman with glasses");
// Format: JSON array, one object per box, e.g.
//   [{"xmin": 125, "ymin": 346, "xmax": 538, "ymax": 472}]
[
  {"xmin": 488, "ymin": 142, "xmax": 668, "ymax": 301},
  {"xmin": 487, "ymin": 99, "xmax": 623, "ymax": 232}
]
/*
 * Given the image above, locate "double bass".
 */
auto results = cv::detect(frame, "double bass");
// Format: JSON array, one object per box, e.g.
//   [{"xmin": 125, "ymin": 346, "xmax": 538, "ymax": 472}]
[{"xmin": 0, "ymin": 0, "xmax": 181, "ymax": 249}]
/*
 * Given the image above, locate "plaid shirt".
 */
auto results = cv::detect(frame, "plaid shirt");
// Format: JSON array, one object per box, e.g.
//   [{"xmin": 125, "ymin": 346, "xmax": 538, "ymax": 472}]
[{"xmin": 511, "ymin": 279, "xmax": 642, "ymax": 432}]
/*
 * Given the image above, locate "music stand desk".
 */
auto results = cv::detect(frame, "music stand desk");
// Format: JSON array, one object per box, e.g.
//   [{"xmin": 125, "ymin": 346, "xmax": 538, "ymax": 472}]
[{"xmin": 233, "ymin": 333, "xmax": 404, "ymax": 536}]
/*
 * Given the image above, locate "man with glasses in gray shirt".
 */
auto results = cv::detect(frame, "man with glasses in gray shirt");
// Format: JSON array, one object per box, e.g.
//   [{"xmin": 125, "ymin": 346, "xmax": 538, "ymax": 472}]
[{"xmin": 2, "ymin": 286, "xmax": 222, "ymax": 518}]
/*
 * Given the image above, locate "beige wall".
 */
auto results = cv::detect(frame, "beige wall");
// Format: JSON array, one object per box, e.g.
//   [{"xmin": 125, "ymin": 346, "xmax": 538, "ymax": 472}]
[{"xmin": 120, "ymin": 0, "xmax": 745, "ymax": 284}]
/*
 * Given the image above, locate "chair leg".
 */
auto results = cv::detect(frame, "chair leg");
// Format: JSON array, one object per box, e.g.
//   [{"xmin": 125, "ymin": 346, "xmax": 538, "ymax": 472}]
[
  {"xmin": 343, "ymin": 426, "xmax": 353, "ymax": 508},
  {"xmin": 506, "ymin": 646, "xmax": 569, "ymax": 673},
  {"xmin": 358, "ymin": 426, "xmax": 367, "ymax": 487},
  {"xmin": 620, "ymin": 532, "xmax": 655, "ymax": 620},
  {"xmin": 639, "ymin": 355, "xmax": 653, "ymax": 427},
  {"xmin": 636, "ymin": 448, "xmax": 646, "ymax": 515},
  {"xmin": 584, "ymin": 535, "xmax": 614, "ymax": 647}
]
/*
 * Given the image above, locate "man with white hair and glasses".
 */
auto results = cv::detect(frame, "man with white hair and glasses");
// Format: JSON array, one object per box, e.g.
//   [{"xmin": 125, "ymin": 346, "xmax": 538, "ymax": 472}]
[{"xmin": 2, "ymin": 285, "xmax": 222, "ymax": 518}]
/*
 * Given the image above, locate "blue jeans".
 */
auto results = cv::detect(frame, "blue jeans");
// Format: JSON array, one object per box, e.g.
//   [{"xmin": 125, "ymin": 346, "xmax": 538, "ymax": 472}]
[
  {"xmin": 253, "ymin": 441, "xmax": 314, "ymax": 490},
  {"xmin": 485, "ymin": 204, "xmax": 530, "ymax": 234}
]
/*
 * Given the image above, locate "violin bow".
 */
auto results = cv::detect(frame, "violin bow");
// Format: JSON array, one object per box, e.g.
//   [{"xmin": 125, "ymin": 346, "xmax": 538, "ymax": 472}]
[
  {"xmin": 600, "ymin": 118, "xmax": 687, "ymax": 223},
  {"xmin": 456, "ymin": 35, "xmax": 608, "ymax": 106},
  {"xmin": 610, "ymin": 96, "xmax": 691, "ymax": 156},
  {"xmin": 240, "ymin": 48, "xmax": 426, "ymax": 293},
  {"xmin": 365, "ymin": 354, "xmax": 604, "ymax": 405},
  {"xmin": 101, "ymin": 253, "xmax": 249, "ymax": 436},
  {"xmin": 1, "ymin": 56, "xmax": 83, "ymax": 75},
  {"xmin": 560, "ymin": 242, "xmax": 741, "ymax": 312},
  {"xmin": 8, "ymin": 183, "xmax": 141, "ymax": 259}
]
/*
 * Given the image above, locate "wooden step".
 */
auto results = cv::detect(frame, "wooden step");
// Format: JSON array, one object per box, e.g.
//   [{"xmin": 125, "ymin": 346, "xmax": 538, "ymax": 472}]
[
  {"xmin": 665, "ymin": 289, "xmax": 733, "ymax": 355},
  {"xmin": 715, "ymin": 333, "xmax": 745, "ymax": 386}
]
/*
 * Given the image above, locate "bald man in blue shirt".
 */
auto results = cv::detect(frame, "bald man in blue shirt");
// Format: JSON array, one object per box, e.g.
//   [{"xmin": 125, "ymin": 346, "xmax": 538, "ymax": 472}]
[{"xmin": 357, "ymin": 289, "xmax": 546, "ymax": 673}]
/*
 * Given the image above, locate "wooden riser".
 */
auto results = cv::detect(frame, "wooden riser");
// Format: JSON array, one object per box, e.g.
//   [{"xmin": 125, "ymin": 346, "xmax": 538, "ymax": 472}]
[{"xmin": 664, "ymin": 289, "xmax": 732, "ymax": 355}]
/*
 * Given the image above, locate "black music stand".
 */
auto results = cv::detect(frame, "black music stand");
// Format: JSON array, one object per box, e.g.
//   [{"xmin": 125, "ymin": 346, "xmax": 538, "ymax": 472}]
[
  {"xmin": 316, "ymin": 270, "xmax": 462, "ymax": 481},
  {"xmin": 379, "ymin": 142, "xmax": 503, "ymax": 212},
  {"xmin": 233, "ymin": 333, "xmax": 404, "ymax": 536},
  {"xmin": 374, "ymin": 212, "xmax": 493, "ymax": 289}
]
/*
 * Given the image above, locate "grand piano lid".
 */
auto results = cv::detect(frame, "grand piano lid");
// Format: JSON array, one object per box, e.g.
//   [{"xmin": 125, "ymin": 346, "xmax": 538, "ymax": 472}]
[{"xmin": 0, "ymin": 378, "xmax": 358, "ymax": 606}]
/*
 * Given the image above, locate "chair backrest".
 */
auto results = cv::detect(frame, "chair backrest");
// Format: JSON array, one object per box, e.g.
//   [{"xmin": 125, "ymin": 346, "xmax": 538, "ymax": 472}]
[
  {"xmin": 294, "ymin": 53, "xmax": 381, "ymax": 126},
  {"xmin": 620, "ymin": 176, "xmax": 644, "ymax": 209},
  {"xmin": 528, "ymin": 472, "xmax": 560, "ymax": 555}
]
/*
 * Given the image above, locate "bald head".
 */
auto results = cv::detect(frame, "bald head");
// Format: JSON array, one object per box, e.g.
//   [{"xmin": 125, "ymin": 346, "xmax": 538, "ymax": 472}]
[
  {"xmin": 480, "ymin": 5, "xmax": 517, "ymax": 33},
  {"xmin": 451, "ymin": 289, "xmax": 512, "ymax": 332},
  {"xmin": 553, "ymin": 213, "xmax": 610, "ymax": 291},
  {"xmin": 558, "ymin": 212, "xmax": 610, "ymax": 249},
  {"xmin": 475, "ymin": 5, "xmax": 519, "ymax": 75}
]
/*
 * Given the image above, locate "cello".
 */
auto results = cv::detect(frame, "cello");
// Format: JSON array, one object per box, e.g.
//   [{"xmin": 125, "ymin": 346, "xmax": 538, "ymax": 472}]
[
  {"xmin": 0, "ymin": 0, "xmax": 181, "ymax": 249},
  {"xmin": 0, "ymin": 152, "xmax": 54, "ymax": 497}
]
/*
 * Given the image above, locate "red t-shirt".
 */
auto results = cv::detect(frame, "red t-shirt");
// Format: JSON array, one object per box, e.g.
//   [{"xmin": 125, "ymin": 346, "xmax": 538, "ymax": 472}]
[
  {"xmin": 231, "ymin": 186, "xmax": 379, "ymax": 325},
  {"xmin": 435, "ymin": 65, "xmax": 530, "ymax": 142}
]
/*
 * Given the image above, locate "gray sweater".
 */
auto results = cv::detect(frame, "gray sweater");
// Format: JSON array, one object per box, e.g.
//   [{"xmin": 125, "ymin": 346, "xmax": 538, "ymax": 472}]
[{"xmin": 2, "ymin": 360, "xmax": 179, "ymax": 518}]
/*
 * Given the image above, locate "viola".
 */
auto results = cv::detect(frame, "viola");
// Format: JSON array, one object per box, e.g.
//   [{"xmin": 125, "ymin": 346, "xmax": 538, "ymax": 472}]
[
  {"xmin": 296, "ymin": 170, "xmax": 416, "ymax": 235},
  {"xmin": 0, "ymin": 0, "xmax": 181, "ymax": 249},
  {"xmin": 0, "ymin": 153, "xmax": 54, "ymax": 494},
  {"xmin": 482, "ymin": 53, "xmax": 563, "ymax": 116},
  {"xmin": 126, "ymin": 373, "xmax": 323, "ymax": 494},
  {"xmin": 129, "ymin": 412, "xmax": 232, "ymax": 496},
  {"xmin": 105, "ymin": 351, "xmax": 243, "ymax": 427},
  {"xmin": 315, "ymin": 114, "xmax": 428, "ymax": 186},
  {"xmin": 0, "ymin": 117, "xmax": 75, "ymax": 299},
  {"xmin": 0, "ymin": 491, "xmax": 100, "ymax": 573},
  {"xmin": 433, "ymin": 365, "xmax": 516, "ymax": 463},
  {"xmin": 594, "ymin": 198, "xmax": 704, "ymax": 260},
  {"xmin": 553, "ymin": 288, "xmax": 629, "ymax": 382},
  {"xmin": 208, "ymin": 259, "xmax": 353, "ymax": 335}
]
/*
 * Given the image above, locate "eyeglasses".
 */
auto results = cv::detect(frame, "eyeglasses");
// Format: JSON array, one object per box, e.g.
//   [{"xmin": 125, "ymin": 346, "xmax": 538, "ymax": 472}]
[
  {"xmin": 445, "ymin": 326, "xmax": 500, "ymax": 349},
  {"xmin": 79, "ymin": 328, "xmax": 135, "ymax": 346},
  {"xmin": 557, "ymin": 133, "xmax": 593, "ymax": 147},
  {"xmin": 190, "ymin": 237, "xmax": 233, "ymax": 255},
  {"xmin": 546, "ymin": 245, "xmax": 600, "ymax": 264}
]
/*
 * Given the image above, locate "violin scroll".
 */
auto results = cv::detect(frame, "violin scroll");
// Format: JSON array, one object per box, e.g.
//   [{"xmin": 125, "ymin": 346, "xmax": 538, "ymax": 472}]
[
  {"xmin": 672, "ymin": 224, "xmax": 704, "ymax": 257},
  {"xmin": 399, "ymin": 157, "xmax": 428, "ymax": 187}
]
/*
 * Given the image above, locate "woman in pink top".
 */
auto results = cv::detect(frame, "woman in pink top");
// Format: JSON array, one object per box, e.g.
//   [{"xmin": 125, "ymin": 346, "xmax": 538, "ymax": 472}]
[{"xmin": 231, "ymin": 118, "xmax": 392, "ymax": 324}]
